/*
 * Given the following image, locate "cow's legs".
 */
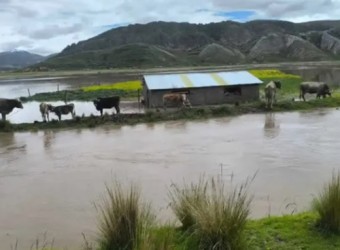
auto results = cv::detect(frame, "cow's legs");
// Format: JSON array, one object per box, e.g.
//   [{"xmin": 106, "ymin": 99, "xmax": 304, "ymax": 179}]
[
  {"xmin": 41, "ymin": 112, "xmax": 46, "ymax": 122},
  {"xmin": 57, "ymin": 114, "xmax": 61, "ymax": 121},
  {"xmin": 115, "ymin": 105, "xmax": 120, "ymax": 114},
  {"xmin": 100, "ymin": 109, "xmax": 103, "ymax": 116},
  {"xmin": 47, "ymin": 112, "xmax": 49, "ymax": 122},
  {"xmin": 1, "ymin": 113, "xmax": 5, "ymax": 121}
]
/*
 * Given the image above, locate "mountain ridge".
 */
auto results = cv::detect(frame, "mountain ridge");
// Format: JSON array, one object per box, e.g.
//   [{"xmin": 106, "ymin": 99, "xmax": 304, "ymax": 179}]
[
  {"xmin": 0, "ymin": 51, "xmax": 46, "ymax": 70},
  {"xmin": 34, "ymin": 20, "xmax": 340, "ymax": 70}
]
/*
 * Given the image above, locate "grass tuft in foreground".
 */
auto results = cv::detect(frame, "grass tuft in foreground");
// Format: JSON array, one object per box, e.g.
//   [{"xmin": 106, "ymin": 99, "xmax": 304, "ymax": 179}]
[
  {"xmin": 170, "ymin": 175, "xmax": 254, "ymax": 250},
  {"xmin": 168, "ymin": 176, "xmax": 208, "ymax": 231},
  {"xmin": 95, "ymin": 180, "xmax": 155, "ymax": 250},
  {"xmin": 313, "ymin": 171, "xmax": 340, "ymax": 233}
]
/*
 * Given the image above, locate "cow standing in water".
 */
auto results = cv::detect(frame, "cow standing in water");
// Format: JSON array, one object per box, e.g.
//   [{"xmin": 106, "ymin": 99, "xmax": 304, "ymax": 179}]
[
  {"xmin": 163, "ymin": 93, "xmax": 191, "ymax": 111},
  {"xmin": 49, "ymin": 103, "xmax": 76, "ymax": 121},
  {"xmin": 0, "ymin": 98, "xmax": 23, "ymax": 121},
  {"xmin": 93, "ymin": 96, "xmax": 120, "ymax": 116},
  {"xmin": 299, "ymin": 82, "xmax": 331, "ymax": 101},
  {"xmin": 264, "ymin": 81, "xmax": 281, "ymax": 109},
  {"xmin": 39, "ymin": 102, "xmax": 53, "ymax": 122}
]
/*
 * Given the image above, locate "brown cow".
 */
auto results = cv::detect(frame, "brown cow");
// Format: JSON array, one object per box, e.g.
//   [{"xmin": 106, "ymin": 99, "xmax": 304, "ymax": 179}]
[
  {"xmin": 0, "ymin": 98, "xmax": 23, "ymax": 121},
  {"xmin": 163, "ymin": 93, "xmax": 191, "ymax": 111}
]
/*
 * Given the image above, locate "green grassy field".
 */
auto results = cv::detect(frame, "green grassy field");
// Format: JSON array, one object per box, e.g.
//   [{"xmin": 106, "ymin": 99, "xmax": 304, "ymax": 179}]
[{"xmin": 144, "ymin": 213, "xmax": 340, "ymax": 250}]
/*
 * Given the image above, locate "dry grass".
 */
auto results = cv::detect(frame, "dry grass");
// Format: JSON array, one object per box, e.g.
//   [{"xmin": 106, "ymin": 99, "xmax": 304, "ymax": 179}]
[{"xmin": 313, "ymin": 171, "xmax": 340, "ymax": 233}]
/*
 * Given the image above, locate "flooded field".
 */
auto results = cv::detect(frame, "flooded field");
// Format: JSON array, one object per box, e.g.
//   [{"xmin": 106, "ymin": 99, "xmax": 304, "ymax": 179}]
[{"xmin": 1, "ymin": 109, "xmax": 340, "ymax": 248}]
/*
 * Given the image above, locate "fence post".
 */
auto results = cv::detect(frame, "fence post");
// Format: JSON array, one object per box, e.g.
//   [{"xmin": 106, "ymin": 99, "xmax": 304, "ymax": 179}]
[
  {"xmin": 57, "ymin": 84, "xmax": 60, "ymax": 92},
  {"xmin": 27, "ymin": 88, "xmax": 31, "ymax": 97}
]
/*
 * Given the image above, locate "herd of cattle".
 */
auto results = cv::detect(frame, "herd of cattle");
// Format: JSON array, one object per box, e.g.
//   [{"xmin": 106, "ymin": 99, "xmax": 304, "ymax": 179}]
[
  {"xmin": 0, "ymin": 96, "xmax": 121, "ymax": 122},
  {"xmin": 264, "ymin": 81, "xmax": 332, "ymax": 109},
  {"xmin": 0, "ymin": 81, "xmax": 334, "ymax": 122}
]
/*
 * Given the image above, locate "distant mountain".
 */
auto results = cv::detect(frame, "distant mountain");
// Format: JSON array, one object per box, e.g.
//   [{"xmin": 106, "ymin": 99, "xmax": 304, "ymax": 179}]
[
  {"xmin": 35, "ymin": 20, "xmax": 340, "ymax": 70},
  {"xmin": 0, "ymin": 51, "xmax": 46, "ymax": 70}
]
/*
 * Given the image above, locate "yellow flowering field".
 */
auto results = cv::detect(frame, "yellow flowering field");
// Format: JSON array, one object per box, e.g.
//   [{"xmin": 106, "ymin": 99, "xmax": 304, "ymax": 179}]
[
  {"xmin": 82, "ymin": 80, "xmax": 142, "ymax": 92},
  {"xmin": 249, "ymin": 69, "xmax": 301, "ymax": 79}
]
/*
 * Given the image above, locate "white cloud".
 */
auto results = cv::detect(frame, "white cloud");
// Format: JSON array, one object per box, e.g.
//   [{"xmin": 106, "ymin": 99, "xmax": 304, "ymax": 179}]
[{"xmin": 0, "ymin": 0, "xmax": 340, "ymax": 55}]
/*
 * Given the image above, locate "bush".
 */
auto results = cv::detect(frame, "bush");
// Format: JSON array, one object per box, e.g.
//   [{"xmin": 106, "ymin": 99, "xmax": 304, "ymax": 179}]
[
  {"xmin": 96, "ymin": 180, "xmax": 155, "ymax": 250},
  {"xmin": 169, "ymin": 175, "xmax": 254, "ymax": 250},
  {"xmin": 313, "ymin": 171, "xmax": 340, "ymax": 233}
]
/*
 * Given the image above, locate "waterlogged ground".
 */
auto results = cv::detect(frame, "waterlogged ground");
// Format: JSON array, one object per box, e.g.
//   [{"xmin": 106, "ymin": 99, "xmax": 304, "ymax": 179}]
[{"xmin": 1, "ymin": 109, "xmax": 340, "ymax": 248}]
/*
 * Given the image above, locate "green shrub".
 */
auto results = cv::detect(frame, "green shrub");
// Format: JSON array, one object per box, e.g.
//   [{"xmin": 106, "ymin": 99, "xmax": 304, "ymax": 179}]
[
  {"xmin": 96, "ymin": 180, "xmax": 155, "ymax": 250},
  {"xmin": 313, "ymin": 171, "xmax": 340, "ymax": 233}
]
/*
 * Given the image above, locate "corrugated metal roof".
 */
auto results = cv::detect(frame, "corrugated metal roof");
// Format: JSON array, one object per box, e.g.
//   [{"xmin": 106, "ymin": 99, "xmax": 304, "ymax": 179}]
[{"xmin": 143, "ymin": 71, "xmax": 263, "ymax": 90}]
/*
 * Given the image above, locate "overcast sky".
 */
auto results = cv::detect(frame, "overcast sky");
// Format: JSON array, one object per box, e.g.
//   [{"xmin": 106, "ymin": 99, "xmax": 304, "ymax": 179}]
[{"xmin": 1, "ymin": 0, "xmax": 339, "ymax": 55}]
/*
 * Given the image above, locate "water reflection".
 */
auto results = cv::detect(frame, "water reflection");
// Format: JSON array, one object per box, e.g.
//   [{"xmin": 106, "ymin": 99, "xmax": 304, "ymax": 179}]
[
  {"xmin": 0, "ymin": 133, "xmax": 26, "ymax": 164},
  {"xmin": 299, "ymin": 109, "xmax": 330, "ymax": 119},
  {"xmin": 163, "ymin": 120, "xmax": 188, "ymax": 130},
  {"xmin": 263, "ymin": 113, "xmax": 280, "ymax": 138},
  {"xmin": 0, "ymin": 132, "xmax": 15, "ymax": 149},
  {"xmin": 43, "ymin": 130, "xmax": 56, "ymax": 150}
]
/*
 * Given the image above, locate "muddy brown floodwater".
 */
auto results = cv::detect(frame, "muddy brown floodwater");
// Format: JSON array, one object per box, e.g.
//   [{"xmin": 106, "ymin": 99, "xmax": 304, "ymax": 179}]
[{"xmin": 1, "ymin": 109, "xmax": 340, "ymax": 248}]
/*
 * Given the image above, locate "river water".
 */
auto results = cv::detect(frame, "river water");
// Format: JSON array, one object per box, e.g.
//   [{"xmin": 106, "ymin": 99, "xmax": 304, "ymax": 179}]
[
  {"xmin": 1, "ymin": 110, "xmax": 340, "ymax": 248},
  {"xmin": 1, "ymin": 67, "xmax": 340, "ymax": 248}
]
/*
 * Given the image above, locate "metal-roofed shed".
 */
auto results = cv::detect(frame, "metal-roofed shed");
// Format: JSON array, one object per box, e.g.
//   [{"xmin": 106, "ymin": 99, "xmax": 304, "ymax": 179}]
[{"xmin": 142, "ymin": 71, "xmax": 263, "ymax": 108}]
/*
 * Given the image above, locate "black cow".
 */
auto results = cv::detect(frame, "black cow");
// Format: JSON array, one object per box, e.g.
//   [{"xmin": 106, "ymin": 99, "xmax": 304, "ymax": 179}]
[
  {"xmin": 300, "ymin": 82, "xmax": 332, "ymax": 101},
  {"xmin": 50, "ymin": 103, "xmax": 76, "ymax": 121},
  {"xmin": 93, "ymin": 96, "xmax": 120, "ymax": 116},
  {"xmin": 0, "ymin": 98, "xmax": 23, "ymax": 121}
]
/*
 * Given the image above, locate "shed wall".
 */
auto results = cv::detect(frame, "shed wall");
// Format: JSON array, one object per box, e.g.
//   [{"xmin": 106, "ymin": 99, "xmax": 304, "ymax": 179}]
[{"xmin": 144, "ymin": 85, "xmax": 259, "ymax": 108}]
